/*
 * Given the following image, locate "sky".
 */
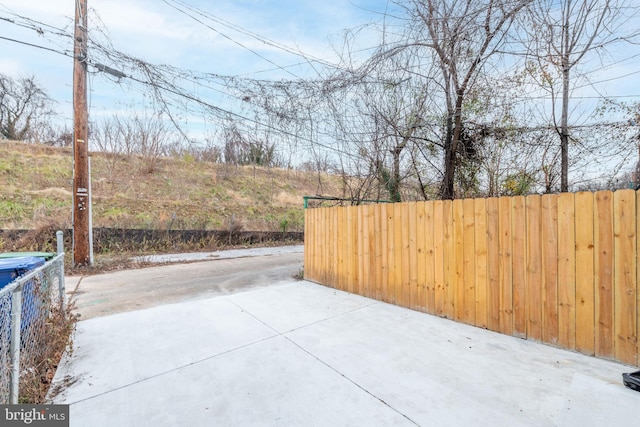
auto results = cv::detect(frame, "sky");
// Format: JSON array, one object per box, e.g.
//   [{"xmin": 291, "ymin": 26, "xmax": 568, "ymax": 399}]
[
  {"xmin": 0, "ymin": 0, "xmax": 394, "ymax": 135},
  {"xmin": 1, "ymin": 0, "xmax": 639, "ymax": 157}
]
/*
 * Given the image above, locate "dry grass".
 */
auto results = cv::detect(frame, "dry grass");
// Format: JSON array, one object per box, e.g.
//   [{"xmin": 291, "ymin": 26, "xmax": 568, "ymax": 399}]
[
  {"xmin": 275, "ymin": 191, "xmax": 300, "ymax": 206},
  {"xmin": 0, "ymin": 140, "xmax": 342, "ymax": 232},
  {"xmin": 18, "ymin": 302, "xmax": 78, "ymax": 403}
]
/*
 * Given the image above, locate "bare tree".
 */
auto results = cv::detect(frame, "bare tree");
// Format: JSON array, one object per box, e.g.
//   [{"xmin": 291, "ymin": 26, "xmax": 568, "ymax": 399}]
[
  {"xmin": 525, "ymin": 0, "xmax": 639, "ymax": 191},
  {"xmin": 382, "ymin": 0, "xmax": 531, "ymax": 199},
  {"xmin": 0, "ymin": 73, "xmax": 54, "ymax": 142},
  {"xmin": 92, "ymin": 117, "xmax": 125, "ymax": 184},
  {"xmin": 37, "ymin": 123, "xmax": 73, "ymax": 147},
  {"xmin": 129, "ymin": 112, "xmax": 174, "ymax": 173}
]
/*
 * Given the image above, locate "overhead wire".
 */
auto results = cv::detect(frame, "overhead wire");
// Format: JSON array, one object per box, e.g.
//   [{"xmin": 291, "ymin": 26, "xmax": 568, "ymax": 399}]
[
  {"xmin": 1, "ymin": 3, "xmax": 639, "ymax": 165},
  {"xmin": 0, "ymin": 34, "xmax": 72, "ymax": 57},
  {"xmin": 164, "ymin": 0, "xmax": 369, "ymax": 75},
  {"xmin": 160, "ymin": 0, "xmax": 304, "ymax": 81}
]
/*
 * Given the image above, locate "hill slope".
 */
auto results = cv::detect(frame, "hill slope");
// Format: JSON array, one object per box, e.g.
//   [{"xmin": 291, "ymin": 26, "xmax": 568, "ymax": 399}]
[{"xmin": 0, "ymin": 141, "xmax": 342, "ymax": 233}]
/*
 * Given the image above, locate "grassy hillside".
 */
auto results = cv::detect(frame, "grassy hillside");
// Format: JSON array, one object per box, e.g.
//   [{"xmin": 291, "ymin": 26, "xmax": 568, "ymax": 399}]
[{"xmin": 0, "ymin": 140, "xmax": 342, "ymax": 233}]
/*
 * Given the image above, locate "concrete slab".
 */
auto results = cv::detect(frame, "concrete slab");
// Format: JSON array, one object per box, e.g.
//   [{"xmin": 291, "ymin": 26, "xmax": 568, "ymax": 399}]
[
  {"xmin": 66, "ymin": 336, "xmax": 413, "ymax": 427},
  {"xmin": 51, "ymin": 281, "xmax": 639, "ymax": 426},
  {"xmin": 226, "ymin": 281, "xmax": 377, "ymax": 333},
  {"xmin": 52, "ymin": 298, "xmax": 277, "ymax": 404},
  {"xmin": 284, "ymin": 299, "xmax": 637, "ymax": 426}
]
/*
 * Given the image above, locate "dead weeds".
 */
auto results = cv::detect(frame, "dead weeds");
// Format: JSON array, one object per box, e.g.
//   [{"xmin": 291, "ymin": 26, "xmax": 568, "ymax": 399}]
[{"xmin": 18, "ymin": 301, "xmax": 79, "ymax": 403}]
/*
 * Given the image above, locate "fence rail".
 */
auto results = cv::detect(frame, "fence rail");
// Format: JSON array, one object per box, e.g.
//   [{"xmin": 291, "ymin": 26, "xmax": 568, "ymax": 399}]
[
  {"xmin": 304, "ymin": 190, "xmax": 640, "ymax": 367},
  {"xmin": 0, "ymin": 235, "xmax": 66, "ymax": 404}
]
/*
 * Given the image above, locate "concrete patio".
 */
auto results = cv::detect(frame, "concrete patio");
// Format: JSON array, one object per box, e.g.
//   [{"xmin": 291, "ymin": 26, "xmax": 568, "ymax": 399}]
[{"xmin": 51, "ymin": 279, "xmax": 638, "ymax": 426}]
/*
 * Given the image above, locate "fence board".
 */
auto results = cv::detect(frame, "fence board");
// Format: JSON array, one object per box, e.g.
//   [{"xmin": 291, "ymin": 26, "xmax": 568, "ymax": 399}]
[
  {"xmin": 526, "ymin": 195, "xmax": 543, "ymax": 341},
  {"xmin": 380, "ymin": 203, "xmax": 389, "ymax": 303},
  {"xmin": 614, "ymin": 190, "xmax": 637, "ymax": 365},
  {"xmin": 443, "ymin": 200, "xmax": 455, "ymax": 319},
  {"xmin": 557, "ymin": 193, "xmax": 576, "ymax": 350},
  {"xmin": 474, "ymin": 198, "xmax": 488, "ymax": 329},
  {"xmin": 302, "ymin": 209, "xmax": 317, "ymax": 280},
  {"xmin": 416, "ymin": 202, "xmax": 427, "ymax": 312},
  {"xmin": 395, "ymin": 204, "xmax": 407, "ymax": 306},
  {"xmin": 637, "ymin": 190, "xmax": 640, "ymax": 366},
  {"xmin": 384, "ymin": 204, "xmax": 393, "ymax": 299},
  {"xmin": 362, "ymin": 205, "xmax": 370, "ymax": 295},
  {"xmin": 347, "ymin": 206, "xmax": 353, "ymax": 292},
  {"xmin": 358, "ymin": 205, "xmax": 374, "ymax": 297},
  {"xmin": 325, "ymin": 207, "xmax": 331, "ymax": 286},
  {"xmin": 356, "ymin": 205, "xmax": 365, "ymax": 295},
  {"xmin": 311, "ymin": 208, "xmax": 318, "ymax": 282},
  {"xmin": 331, "ymin": 208, "xmax": 338, "ymax": 287},
  {"xmin": 364, "ymin": 205, "xmax": 373, "ymax": 296},
  {"xmin": 453, "ymin": 200, "xmax": 465, "ymax": 322},
  {"xmin": 367, "ymin": 205, "xmax": 376, "ymax": 298},
  {"xmin": 392, "ymin": 203, "xmax": 400, "ymax": 304},
  {"xmin": 575, "ymin": 192, "xmax": 595, "ymax": 355},
  {"xmin": 373, "ymin": 204, "xmax": 383, "ymax": 300},
  {"xmin": 391, "ymin": 203, "xmax": 401, "ymax": 304},
  {"xmin": 335, "ymin": 207, "xmax": 343, "ymax": 290},
  {"xmin": 304, "ymin": 209, "xmax": 312, "ymax": 280},
  {"xmin": 314, "ymin": 208, "xmax": 321, "ymax": 283},
  {"xmin": 542, "ymin": 195, "xmax": 559, "ymax": 345},
  {"xmin": 388, "ymin": 203, "xmax": 397, "ymax": 304},
  {"xmin": 323, "ymin": 208, "xmax": 329, "ymax": 285},
  {"xmin": 389, "ymin": 203, "xmax": 399, "ymax": 304},
  {"xmin": 338, "ymin": 207, "xmax": 346, "ymax": 291},
  {"xmin": 342, "ymin": 206, "xmax": 359, "ymax": 293},
  {"xmin": 325, "ymin": 208, "xmax": 331, "ymax": 286},
  {"xmin": 425, "ymin": 202, "xmax": 436, "ymax": 314},
  {"xmin": 434, "ymin": 200, "xmax": 445, "ymax": 316},
  {"xmin": 486, "ymin": 198, "xmax": 501, "ymax": 332},
  {"xmin": 499, "ymin": 196, "xmax": 513, "ymax": 335},
  {"xmin": 595, "ymin": 191, "xmax": 614, "ymax": 358},
  {"xmin": 401, "ymin": 203, "xmax": 412, "ymax": 308},
  {"xmin": 512, "ymin": 196, "xmax": 527, "ymax": 338},
  {"xmin": 318, "ymin": 208, "xmax": 329, "ymax": 284},
  {"xmin": 349, "ymin": 206, "xmax": 356, "ymax": 294},
  {"xmin": 329, "ymin": 207, "xmax": 335, "ymax": 285},
  {"xmin": 463, "ymin": 199, "xmax": 476, "ymax": 325},
  {"xmin": 408, "ymin": 203, "xmax": 419, "ymax": 310}
]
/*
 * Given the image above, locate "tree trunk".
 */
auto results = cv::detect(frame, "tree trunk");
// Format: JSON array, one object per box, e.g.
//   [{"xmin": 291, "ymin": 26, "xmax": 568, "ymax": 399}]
[
  {"xmin": 391, "ymin": 147, "xmax": 402, "ymax": 202},
  {"xmin": 560, "ymin": 0, "xmax": 571, "ymax": 193},
  {"xmin": 560, "ymin": 64, "xmax": 569, "ymax": 192},
  {"xmin": 441, "ymin": 94, "xmax": 463, "ymax": 200}
]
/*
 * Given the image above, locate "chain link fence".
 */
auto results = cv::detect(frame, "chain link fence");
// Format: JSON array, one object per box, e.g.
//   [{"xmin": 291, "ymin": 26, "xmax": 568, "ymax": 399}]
[{"xmin": 0, "ymin": 247, "xmax": 66, "ymax": 404}]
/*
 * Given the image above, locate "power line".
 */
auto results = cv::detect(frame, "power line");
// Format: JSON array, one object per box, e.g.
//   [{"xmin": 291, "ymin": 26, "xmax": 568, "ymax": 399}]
[
  {"xmin": 122, "ymin": 72, "xmax": 360, "ymax": 159},
  {"xmin": 160, "ymin": 0, "xmax": 304, "ymax": 80},
  {"xmin": 1, "ymin": 6, "xmax": 638, "ymax": 164},
  {"xmin": 0, "ymin": 34, "xmax": 71, "ymax": 57},
  {"xmin": 165, "ymin": 0, "xmax": 349, "ymax": 72}
]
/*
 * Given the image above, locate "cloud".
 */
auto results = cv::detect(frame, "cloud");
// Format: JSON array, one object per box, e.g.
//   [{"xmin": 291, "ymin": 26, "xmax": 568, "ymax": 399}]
[
  {"xmin": 0, "ymin": 0, "xmax": 72, "ymax": 19},
  {"xmin": 92, "ymin": 0, "xmax": 192, "ymax": 42},
  {"xmin": 0, "ymin": 58, "xmax": 23, "ymax": 76},
  {"xmin": 0, "ymin": 0, "xmax": 392, "ymax": 125}
]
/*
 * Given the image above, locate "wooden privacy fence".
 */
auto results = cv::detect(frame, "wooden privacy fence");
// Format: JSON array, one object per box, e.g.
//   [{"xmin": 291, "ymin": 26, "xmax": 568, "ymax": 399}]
[{"xmin": 304, "ymin": 190, "xmax": 639, "ymax": 367}]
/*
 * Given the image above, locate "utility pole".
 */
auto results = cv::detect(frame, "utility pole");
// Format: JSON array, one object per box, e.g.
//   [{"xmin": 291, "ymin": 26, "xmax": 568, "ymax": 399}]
[{"xmin": 73, "ymin": 0, "xmax": 90, "ymax": 266}]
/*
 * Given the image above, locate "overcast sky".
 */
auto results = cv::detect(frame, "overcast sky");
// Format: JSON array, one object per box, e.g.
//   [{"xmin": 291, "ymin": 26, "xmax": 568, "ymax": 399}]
[{"xmin": 0, "ymin": 0, "xmax": 394, "ymax": 131}]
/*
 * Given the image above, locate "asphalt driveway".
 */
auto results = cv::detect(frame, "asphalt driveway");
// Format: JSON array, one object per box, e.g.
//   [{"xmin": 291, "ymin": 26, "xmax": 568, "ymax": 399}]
[{"xmin": 67, "ymin": 246, "xmax": 304, "ymax": 319}]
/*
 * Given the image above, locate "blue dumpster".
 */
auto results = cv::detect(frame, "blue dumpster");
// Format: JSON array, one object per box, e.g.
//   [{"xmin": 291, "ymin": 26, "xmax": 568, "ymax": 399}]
[
  {"xmin": 0, "ymin": 256, "xmax": 47, "ymax": 340},
  {"xmin": 0, "ymin": 256, "xmax": 45, "ymax": 289}
]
